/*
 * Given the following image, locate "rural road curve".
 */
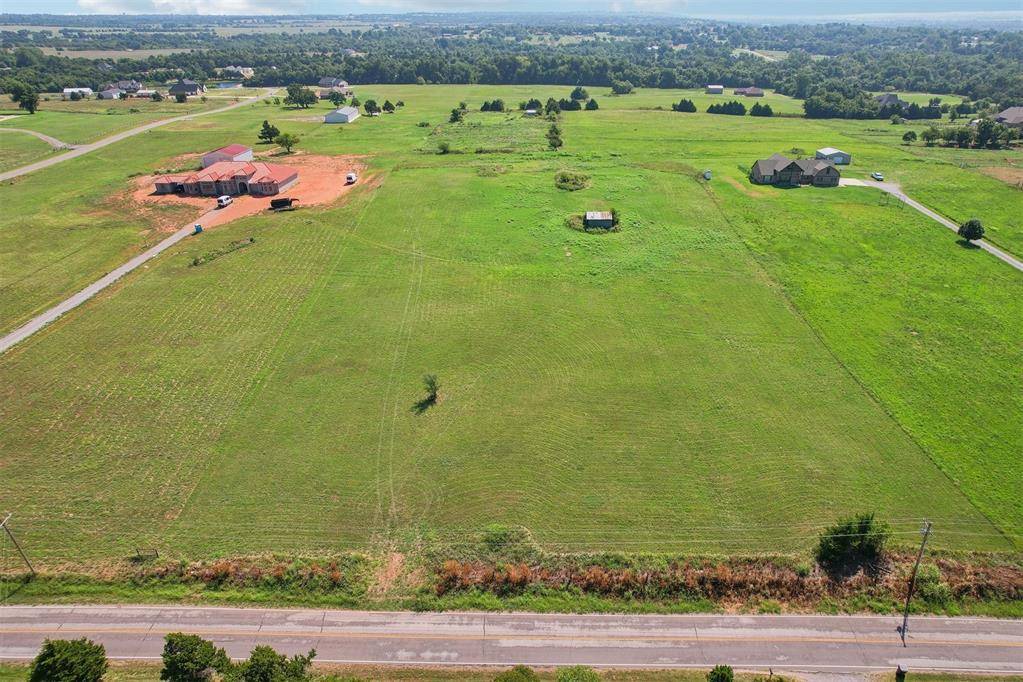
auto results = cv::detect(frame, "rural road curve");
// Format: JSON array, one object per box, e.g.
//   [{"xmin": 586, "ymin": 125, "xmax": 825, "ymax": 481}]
[
  {"xmin": 0, "ymin": 89, "xmax": 275, "ymax": 183},
  {"xmin": 840, "ymin": 178, "xmax": 1023, "ymax": 273},
  {"xmin": 0, "ymin": 215, "xmax": 211, "ymax": 354},
  {"xmin": 0, "ymin": 127, "xmax": 75, "ymax": 149},
  {"xmin": 1, "ymin": 607, "xmax": 1021, "ymax": 675}
]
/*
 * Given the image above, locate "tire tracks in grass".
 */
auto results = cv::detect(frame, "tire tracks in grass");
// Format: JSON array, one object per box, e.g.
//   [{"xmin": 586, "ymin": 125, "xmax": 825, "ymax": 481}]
[{"xmin": 697, "ymin": 179, "xmax": 1017, "ymax": 552}]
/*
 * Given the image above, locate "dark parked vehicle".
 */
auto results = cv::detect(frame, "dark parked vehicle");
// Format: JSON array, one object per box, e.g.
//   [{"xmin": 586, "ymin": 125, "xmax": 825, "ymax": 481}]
[{"xmin": 269, "ymin": 197, "xmax": 298, "ymax": 211}]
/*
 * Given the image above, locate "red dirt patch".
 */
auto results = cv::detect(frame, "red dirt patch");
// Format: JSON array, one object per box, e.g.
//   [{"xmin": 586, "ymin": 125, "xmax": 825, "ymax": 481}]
[
  {"xmin": 130, "ymin": 154, "xmax": 368, "ymax": 232},
  {"xmin": 979, "ymin": 165, "xmax": 1023, "ymax": 189}
]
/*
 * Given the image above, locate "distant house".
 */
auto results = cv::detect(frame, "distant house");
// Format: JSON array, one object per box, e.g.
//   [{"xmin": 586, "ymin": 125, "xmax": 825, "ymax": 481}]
[
  {"xmin": 169, "ymin": 79, "xmax": 205, "ymax": 97},
  {"xmin": 994, "ymin": 106, "xmax": 1023, "ymax": 128},
  {"xmin": 62, "ymin": 87, "xmax": 93, "ymax": 99},
  {"xmin": 98, "ymin": 88, "xmax": 125, "ymax": 100},
  {"xmin": 815, "ymin": 147, "xmax": 852, "ymax": 165},
  {"xmin": 324, "ymin": 106, "xmax": 360, "ymax": 124},
  {"xmin": 318, "ymin": 86, "xmax": 349, "ymax": 100},
  {"xmin": 154, "ymin": 161, "xmax": 298, "ymax": 197},
  {"xmin": 750, "ymin": 153, "xmax": 840, "ymax": 187},
  {"xmin": 104, "ymin": 79, "xmax": 142, "ymax": 93},
  {"xmin": 202, "ymin": 144, "xmax": 254, "ymax": 168},
  {"xmin": 318, "ymin": 77, "xmax": 350, "ymax": 91},
  {"xmin": 133, "ymin": 89, "xmax": 158, "ymax": 98},
  {"xmin": 875, "ymin": 93, "xmax": 908, "ymax": 109},
  {"xmin": 584, "ymin": 211, "xmax": 614, "ymax": 229},
  {"xmin": 734, "ymin": 86, "xmax": 765, "ymax": 97},
  {"xmin": 220, "ymin": 65, "xmax": 255, "ymax": 79},
  {"xmin": 705, "ymin": 84, "xmax": 724, "ymax": 94}
]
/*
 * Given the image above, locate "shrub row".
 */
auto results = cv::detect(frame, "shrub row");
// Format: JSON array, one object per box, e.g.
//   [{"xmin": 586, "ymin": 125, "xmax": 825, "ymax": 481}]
[{"xmin": 436, "ymin": 555, "xmax": 1022, "ymax": 605}]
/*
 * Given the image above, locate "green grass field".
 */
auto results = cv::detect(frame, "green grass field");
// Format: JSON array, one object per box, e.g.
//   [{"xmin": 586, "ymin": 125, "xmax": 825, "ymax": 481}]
[
  {"xmin": 0, "ymin": 85, "xmax": 1019, "ymax": 564},
  {"xmin": 0, "ymin": 96, "xmax": 224, "ymax": 145},
  {"xmin": 0, "ymin": 130, "xmax": 58, "ymax": 171}
]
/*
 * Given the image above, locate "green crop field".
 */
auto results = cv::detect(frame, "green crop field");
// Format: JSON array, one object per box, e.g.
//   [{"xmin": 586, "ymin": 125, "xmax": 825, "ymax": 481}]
[{"xmin": 0, "ymin": 85, "xmax": 1020, "ymax": 565}]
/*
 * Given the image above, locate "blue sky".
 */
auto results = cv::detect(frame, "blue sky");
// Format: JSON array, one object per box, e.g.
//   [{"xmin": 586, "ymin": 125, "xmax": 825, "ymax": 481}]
[{"xmin": 6, "ymin": 0, "xmax": 1022, "ymax": 19}]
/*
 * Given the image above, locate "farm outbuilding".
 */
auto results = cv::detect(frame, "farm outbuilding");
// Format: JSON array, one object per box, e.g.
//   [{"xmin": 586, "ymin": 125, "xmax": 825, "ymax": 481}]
[
  {"xmin": 62, "ymin": 87, "xmax": 94, "ymax": 99},
  {"xmin": 584, "ymin": 211, "xmax": 614, "ymax": 229},
  {"xmin": 202, "ymin": 144, "xmax": 254, "ymax": 168},
  {"xmin": 705, "ymin": 85, "xmax": 724, "ymax": 94},
  {"xmin": 98, "ymin": 88, "xmax": 124, "ymax": 100},
  {"xmin": 325, "ymin": 106, "xmax": 361, "ymax": 124},
  {"xmin": 816, "ymin": 147, "xmax": 852, "ymax": 165}
]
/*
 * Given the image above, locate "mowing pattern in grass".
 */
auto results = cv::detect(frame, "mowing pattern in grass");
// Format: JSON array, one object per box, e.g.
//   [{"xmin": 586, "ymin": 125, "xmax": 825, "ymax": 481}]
[{"xmin": 0, "ymin": 85, "xmax": 1019, "ymax": 562}]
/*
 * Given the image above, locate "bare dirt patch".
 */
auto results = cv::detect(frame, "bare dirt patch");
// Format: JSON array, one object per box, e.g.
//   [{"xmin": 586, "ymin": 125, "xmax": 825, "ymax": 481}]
[
  {"xmin": 128, "ymin": 153, "xmax": 368, "ymax": 232},
  {"xmin": 979, "ymin": 165, "xmax": 1023, "ymax": 189}
]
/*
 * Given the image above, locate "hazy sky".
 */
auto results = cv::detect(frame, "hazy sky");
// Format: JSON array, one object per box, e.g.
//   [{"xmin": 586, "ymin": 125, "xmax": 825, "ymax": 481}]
[{"xmin": 6, "ymin": 0, "xmax": 1023, "ymax": 19}]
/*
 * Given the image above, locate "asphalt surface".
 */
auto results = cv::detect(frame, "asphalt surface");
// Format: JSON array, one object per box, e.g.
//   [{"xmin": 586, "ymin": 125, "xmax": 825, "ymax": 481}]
[
  {"xmin": 0, "ymin": 90, "xmax": 274, "ymax": 183},
  {"xmin": 0, "ymin": 216, "xmax": 210, "ymax": 354},
  {"xmin": 1, "ymin": 607, "xmax": 1021, "ymax": 675},
  {"xmin": 839, "ymin": 178, "xmax": 1023, "ymax": 273}
]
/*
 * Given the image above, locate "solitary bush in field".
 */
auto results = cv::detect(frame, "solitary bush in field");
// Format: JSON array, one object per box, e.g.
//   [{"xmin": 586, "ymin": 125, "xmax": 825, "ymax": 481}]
[
  {"xmin": 958, "ymin": 218, "xmax": 984, "ymax": 241},
  {"xmin": 161, "ymin": 632, "xmax": 229, "ymax": 681},
  {"xmin": 437, "ymin": 141, "xmax": 451, "ymax": 154},
  {"xmin": 557, "ymin": 665, "xmax": 601, "ymax": 681},
  {"xmin": 29, "ymin": 638, "xmax": 107, "ymax": 682},
  {"xmin": 234, "ymin": 645, "xmax": 315, "ymax": 681},
  {"xmin": 707, "ymin": 665, "xmax": 734, "ymax": 682},
  {"xmin": 555, "ymin": 170, "xmax": 591, "ymax": 191},
  {"xmin": 494, "ymin": 665, "xmax": 541, "ymax": 682},
  {"xmin": 816, "ymin": 512, "xmax": 890, "ymax": 576}
]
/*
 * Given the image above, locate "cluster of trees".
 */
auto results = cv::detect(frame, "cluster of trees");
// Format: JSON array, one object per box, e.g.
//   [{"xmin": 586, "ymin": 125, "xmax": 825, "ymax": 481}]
[
  {"xmin": 481, "ymin": 98, "xmax": 506, "ymax": 111},
  {"xmin": 0, "ymin": 77, "xmax": 40, "ymax": 112},
  {"xmin": 2, "ymin": 17, "xmax": 1021, "ymax": 109},
  {"xmin": 914, "ymin": 120, "xmax": 1018, "ymax": 149},
  {"xmin": 27, "ymin": 633, "xmax": 316, "ymax": 682},
  {"xmin": 283, "ymin": 83, "xmax": 317, "ymax": 108},
  {"xmin": 672, "ymin": 98, "xmax": 697, "ymax": 112},
  {"xmin": 749, "ymin": 102, "xmax": 774, "ymax": 117},
  {"xmin": 547, "ymin": 122, "xmax": 563, "ymax": 150},
  {"xmin": 707, "ymin": 100, "xmax": 747, "ymax": 116},
  {"xmin": 882, "ymin": 100, "xmax": 942, "ymax": 120}
]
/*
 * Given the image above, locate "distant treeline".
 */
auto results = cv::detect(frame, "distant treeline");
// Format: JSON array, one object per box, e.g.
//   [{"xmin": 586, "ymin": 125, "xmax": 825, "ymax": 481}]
[{"xmin": 1, "ymin": 17, "xmax": 1021, "ymax": 106}]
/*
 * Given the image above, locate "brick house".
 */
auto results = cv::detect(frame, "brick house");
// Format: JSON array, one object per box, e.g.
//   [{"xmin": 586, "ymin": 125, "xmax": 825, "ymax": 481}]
[{"xmin": 154, "ymin": 161, "xmax": 299, "ymax": 197}]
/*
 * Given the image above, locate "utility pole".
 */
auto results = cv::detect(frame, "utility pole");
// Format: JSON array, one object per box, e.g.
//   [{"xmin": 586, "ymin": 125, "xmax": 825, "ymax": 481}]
[
  {"xmin": 900, "ymin": 520, "xmax": 932, "ymax": 646},
  {"xmin": 0, "ymin": 513, "xmax": 35, "ymax": 576}
]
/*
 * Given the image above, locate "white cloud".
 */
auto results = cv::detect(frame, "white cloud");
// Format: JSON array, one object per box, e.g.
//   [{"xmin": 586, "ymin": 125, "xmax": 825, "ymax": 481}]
[{"xmin": 77, "ymin": 0, "xmax": 305, "ymax": 14}]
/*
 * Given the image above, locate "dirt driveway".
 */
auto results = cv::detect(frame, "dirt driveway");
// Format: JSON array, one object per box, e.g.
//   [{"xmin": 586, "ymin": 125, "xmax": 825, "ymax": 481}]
[{"xmin": 131, "ymin": 153, "xmax": 368, "ymax": 231}]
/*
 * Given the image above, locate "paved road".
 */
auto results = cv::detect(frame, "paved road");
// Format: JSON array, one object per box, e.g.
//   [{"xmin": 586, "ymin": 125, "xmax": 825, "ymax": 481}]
[
  {"xmin": 0, "ymin": 216, "xmax": 210, "ymax": 354},
  {"xmin": 840, "ymin": 178, "xmax": 1023, "ymax": 273},
  {"xmin": 0, "ymin": 127, "xmax": 75, "ymax": 149},
  {"xmin": 1, "ymin": 607, "xmax": 1020, "ymax": 675},
  {"xmin": 0, "ymin": 90, "xmax": 274, "ymax": 183}
]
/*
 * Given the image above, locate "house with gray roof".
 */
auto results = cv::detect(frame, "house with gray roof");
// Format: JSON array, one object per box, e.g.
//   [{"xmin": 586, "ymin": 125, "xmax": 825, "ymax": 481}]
[{"xmin": 994, "ymin": 106, "xmax": 1023, "ymax": 128}]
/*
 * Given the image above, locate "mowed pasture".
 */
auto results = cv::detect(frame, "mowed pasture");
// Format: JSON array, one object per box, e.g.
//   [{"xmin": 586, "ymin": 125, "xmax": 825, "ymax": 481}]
[
  {"xmin": 0, "ymin": 85, "xmax": 1020, "ymax": 563},
  {"xmin": 0, "ymin": 96, "xmax": 223, "ymax": 145}
]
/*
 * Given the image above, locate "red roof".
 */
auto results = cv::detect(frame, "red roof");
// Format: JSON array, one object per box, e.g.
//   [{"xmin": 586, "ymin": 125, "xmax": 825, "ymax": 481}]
[{"xmin": 211, "ymin": 144, "xmax": 251, "ymax": 156}]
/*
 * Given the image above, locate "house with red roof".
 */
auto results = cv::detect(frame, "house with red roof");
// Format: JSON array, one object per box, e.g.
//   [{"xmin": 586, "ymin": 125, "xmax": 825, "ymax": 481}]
[
  {"xmin": 154, "ymin": 161, "xmax": 299, "ymax": 197},
  {"xmin": 201, "ymin": 144, "xmax": 254, "ymax": 168}
]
